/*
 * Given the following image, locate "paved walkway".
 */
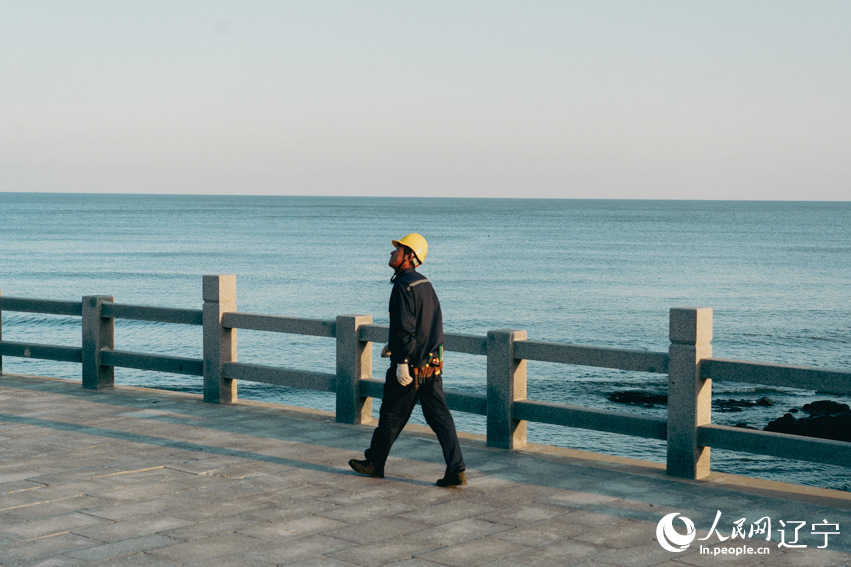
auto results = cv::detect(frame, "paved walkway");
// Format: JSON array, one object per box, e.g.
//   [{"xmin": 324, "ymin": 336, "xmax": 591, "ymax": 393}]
[{"xmin": 1, "ymin": 373, "xmax": 850, "ymax": 567}]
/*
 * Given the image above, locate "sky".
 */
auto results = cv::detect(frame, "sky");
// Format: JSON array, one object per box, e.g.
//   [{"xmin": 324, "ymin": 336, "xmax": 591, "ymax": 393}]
[{"xmin": 1, "ymin": 1, "xmax": 849, "ymax": 200}]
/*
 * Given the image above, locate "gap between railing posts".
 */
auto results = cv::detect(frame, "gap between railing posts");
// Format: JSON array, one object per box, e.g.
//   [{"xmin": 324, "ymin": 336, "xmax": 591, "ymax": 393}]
[
  {"xmin": 667, "ymin": 306, "xmax": 713, "ymax": 479},
  {"xmin": 82, "ymin": 295, "xmax": 115, "ymax": 389}
]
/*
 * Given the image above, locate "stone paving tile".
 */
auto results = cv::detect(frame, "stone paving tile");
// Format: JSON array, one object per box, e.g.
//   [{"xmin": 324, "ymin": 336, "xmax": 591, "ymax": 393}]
[
  {"xmin": 672, "ymin": 546, "xmax": 770, "ymax": 567},
  {"xmin": 62, "ymin": 534, "xmax": 182, "ymax": 562},
  {"xmin": 324, "ymin": 517, "xmax": 424, "ymax": 545},
  {"xmin": 85, "ymin": 481, "xmax": 196, "ymax": 503},
  {"xmin": 0, "ymin": 533, "xmax": 100, "ymax": 565},
  {"xmin": 83, "ymin": 468, "xmax": 197, "ymax": 487},
  {"xmin": 570, "ymin": 518, "xmax": 656, "ymax": 548},
  {"xmin": 0, "ymin": 470, "xmax": 40, "ymax": 484},
  {"xmin": 25, "ymin": 465, "xmax": 129, "ymax": 484},
  {"xmin": 70, "ymin": 514, "xmax": 193, "ymax": 543},
  {"xmin": 415, "ymin": 537, "xmax": 534, "ymax": 567},
  {"xmin": 404, "ymin": 518, "xmax": 516, "ymax": 549},
  {"xmin": 0, "ymin": 511, "xmax": 110, "ymax": 541},
  {"xmin": 158, "ymin": 456, "xmax": 249, "ymax": 475},
  {"xmin": 16, "ymin": 555, "xmax": 85, "ymax": 567},
  {"xmin": 397, "ymin": 499, "xmax": 497, "ymax": 526},
  {"xmin": 540, "ymin": 488, "xmax": 623, "ymax": 509},
  {"xmin": 236, "ymin": 514, "xmax": 348, "ymax": 542},
  {"xmin": 374, "ymin": 559, "xmax": 447, "ymax": 567},
  {"xmin": 265, "ymin": 557, "xmax": 360, "ymax": 567},
  {"xmin": 178, "ymin": 555, "xmax": 278, "ymax": 567},
  {"xmin": 477, "ymin": 560, "xmax": 534, "ymax": 567},
  {"xmin": 318, "ymin": 484, "xmax": 415, "ymax": 507},
  {"xmin": 87, "ymin": 552, "xmax": 181, "ymax": 567},
  {"xmin": 2, "ymin": 496, "xmax": 112, "ymax": 521},
  {"xmin": 83, "ymin": 496, "xmax": 186, "ymax": 522},
  {"xmin": 593, "ymin": 542, "xmax": 695, "ymax": 567},
  {"xmin": 310, "ymin": 472, "xmax": 392, "ymax": 492},
  {"xmin": 757, "ymin": 548, "xmax": 851, "ymax": 566},
  {"xmin": 473, "ymin": 502, "xmax": 568, "ymax": 526},
  {"xmin": 237, "ymin": 495, "xmax": 342, "ymax": 522},
  {"xmin": 157, "ymin": 512, "xmax": 269, "ymax": 541},
  {"xmin": 550, "ymin": 509, "xmax": 643, "ymax": 536},
  {"xmin": 463, "ymin": 484, "xmax": 574, "ymax": 509},
  {"xmin": 318, "ymin": 499, "xmax": 419, "ymax": 524},
  {"xmin": 145, "ymin": 532, "xmax": 273, "ymax": 562},
  {"xmin": 243, "ymin": 534, "xmax": 357, "ymax": 564},
  {"xmin": 328, "ymin": 538, "xmax": 448, "ymax": 567},
  {"xmin": 1, "ymin": 480, "xmax": 46, "ymax": 493},
  {"xmin": 495, "ymin": 538, "xmax": 601, "ymax": 566},
  {"xmin": 162, "ymin": 495, "xmax": 278, "ymax": 522},
  {"xmin": 490, "ymin": 518, "xmax": 588, "ymax": 547}
]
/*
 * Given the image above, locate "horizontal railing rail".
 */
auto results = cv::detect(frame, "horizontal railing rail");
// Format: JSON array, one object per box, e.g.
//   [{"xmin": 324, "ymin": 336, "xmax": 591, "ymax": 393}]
[
  {"xmin": 701, "ymin": 358, "xmax": 851, "ymax": 396},
  {"xmin": 698, "ymin": 424, "xmax": 851, "ymax": 469},
  {"xmin": 2, "ymin": 277, "xmax": 849, "ymax": 488},
  {"xmin": 223, "ymin": 362, "xmax": 336, "ymax": 392},
  {"xmin": 222, "ymin": 312, "xmax": 336, "ymax": 337},
  {"xmin": 0, "ymin": 341, "xmax": 83, "ymax": 363},
  {"xmin": 358, "ymin": 324, "xmax": 388, "ymax": 344},
  {"xmin": 513, "ymin": 400, "xmax": 668, "ymax": 440},
  {"xmin": 0, "ymin": 297, "xmax": 83, "ymax": 316},
  {"xmin": 101, "ymin": 349, "xmax": 203, "ymax": 376},
  {"xmin": 514, "ymin": 341, "xmax": 669, "ymax": 374},
  {"xmin": 358, "ymin": 377, "xmax": 386, "ymax": 399},
  {"xmin": 101, "ymin": 303, "xmax": 203, "ymax": 326}
]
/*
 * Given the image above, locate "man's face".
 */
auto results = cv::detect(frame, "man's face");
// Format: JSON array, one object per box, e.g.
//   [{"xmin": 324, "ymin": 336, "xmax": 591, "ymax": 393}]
[{"xmin": 389, "ymin": 245, "xmax": 408, "ymax": 270}]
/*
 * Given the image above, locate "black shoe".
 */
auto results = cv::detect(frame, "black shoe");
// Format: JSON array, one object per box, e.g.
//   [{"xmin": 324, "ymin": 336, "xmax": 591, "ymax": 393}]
[
  {"xmin": 436, "ymin": 471, "xmax": 467, "ymax": 487},
  {"xmin": 349, "ymin": 459, "xmax": 384, "ymax": 479}
]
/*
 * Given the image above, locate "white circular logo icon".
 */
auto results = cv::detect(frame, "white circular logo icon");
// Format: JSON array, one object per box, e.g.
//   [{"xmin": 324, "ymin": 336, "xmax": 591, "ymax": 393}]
[{"xmin": 656, "ymin": 513, "xmax": 696, "ymax": 552}]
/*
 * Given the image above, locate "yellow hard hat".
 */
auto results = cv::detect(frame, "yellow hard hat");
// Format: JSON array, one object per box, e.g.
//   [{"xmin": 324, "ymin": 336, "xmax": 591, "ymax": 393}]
[{"xmin": 392, "ymin": 233, "xmax": 428, "ymax": 264}]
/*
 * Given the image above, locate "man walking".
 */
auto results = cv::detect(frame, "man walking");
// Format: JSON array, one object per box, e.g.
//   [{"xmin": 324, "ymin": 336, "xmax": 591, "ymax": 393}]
[{"xmin": 349, "ymin": 233, "xmax": 467, "ymax": 487}]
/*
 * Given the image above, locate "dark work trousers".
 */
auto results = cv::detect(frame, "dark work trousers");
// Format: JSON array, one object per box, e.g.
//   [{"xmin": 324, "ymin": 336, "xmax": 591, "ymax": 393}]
[{"xmin": 364, "ymin": 365, "xmax": 465, "ymax": 476}]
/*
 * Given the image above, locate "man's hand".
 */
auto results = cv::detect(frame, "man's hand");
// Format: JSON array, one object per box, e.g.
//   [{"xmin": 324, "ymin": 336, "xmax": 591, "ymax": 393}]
[
  {"xmin": 396, "ymin": 363, "xmax": 413, "ymax": 386},
  {"xmin": 380, "ymin": 344, "xmax": 391, "ymax": 358}
]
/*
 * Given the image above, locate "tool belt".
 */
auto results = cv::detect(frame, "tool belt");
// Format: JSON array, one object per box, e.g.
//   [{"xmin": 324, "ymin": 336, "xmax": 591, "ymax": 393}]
[{"xmin": 411, "ymin": 360, "xmax": 443, "ymax": 389}]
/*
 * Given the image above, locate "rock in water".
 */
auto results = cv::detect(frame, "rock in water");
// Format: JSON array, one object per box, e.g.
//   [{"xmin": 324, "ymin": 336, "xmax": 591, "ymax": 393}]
[
  {"xmin": 801, "ymin": 400, "xmax": 850, "ymax": 415},
  {"xmin": 764, "ymin": 400, "xmax": 851, "ymax": 443},
  {"xmin": 714, "ymin": 397, "xmax": 775, "ymax": 412},
  {"xmin": 607, "ymin": 391, "xmax": 667, "ymax": 407}
]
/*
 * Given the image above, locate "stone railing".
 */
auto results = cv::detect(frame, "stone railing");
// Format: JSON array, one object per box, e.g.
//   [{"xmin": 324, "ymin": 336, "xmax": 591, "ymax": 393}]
[{"xmin": 1, "ymin": 275, "xmax": 849, "ymax": 482}]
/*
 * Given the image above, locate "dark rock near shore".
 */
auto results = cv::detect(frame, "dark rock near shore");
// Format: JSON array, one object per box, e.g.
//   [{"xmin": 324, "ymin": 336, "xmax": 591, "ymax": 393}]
[
  {"xmin": 607, "ymin": 391, "xmax": 779, "ymax": 412},
  {"xmin": 714, "ymin": 397, "xmax": 775, "ymax": 412},
  {"xmin": 802, "ymin": 400, "xmax": 850, "ymax": 415},
  {"xmin": 607, "ymin": 391, "xmax": 667, "ymax": 407},
  {"xmin": 764, "ymin": 400, "xmax": 851, "ymax": 443}
]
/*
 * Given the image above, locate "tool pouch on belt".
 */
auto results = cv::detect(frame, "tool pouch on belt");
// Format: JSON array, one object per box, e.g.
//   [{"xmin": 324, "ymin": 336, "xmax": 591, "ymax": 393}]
[{"xmin": 411, "ymin": 359, "xmax": 443, "ymax": 389}]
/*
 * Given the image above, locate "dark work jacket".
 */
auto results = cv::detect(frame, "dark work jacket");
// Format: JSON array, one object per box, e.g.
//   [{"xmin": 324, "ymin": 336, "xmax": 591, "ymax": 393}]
[{"xmin": 388, "ymin": 268, "xmax": 444, "ymax": 368}]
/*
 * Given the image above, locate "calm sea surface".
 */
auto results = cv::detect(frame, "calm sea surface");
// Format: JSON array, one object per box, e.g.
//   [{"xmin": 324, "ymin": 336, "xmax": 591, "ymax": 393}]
[{"xmin": 1, "ymin": 193, "xmax": 849, "ymax": 491}]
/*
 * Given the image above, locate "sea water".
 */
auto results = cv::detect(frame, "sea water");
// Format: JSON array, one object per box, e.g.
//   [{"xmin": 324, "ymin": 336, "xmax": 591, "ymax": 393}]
[{"xmin": 1, "ymin": 193, "xmax": 849, "ymax": 491}]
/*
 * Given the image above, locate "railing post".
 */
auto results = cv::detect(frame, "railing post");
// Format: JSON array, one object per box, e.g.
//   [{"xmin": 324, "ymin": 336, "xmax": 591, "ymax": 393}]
[
  {"xmin": 335, "ymin": 315, "xmax": 373, "ymax": 424},
  {"xmin": 487, "ymin": 329, "xmax": 527, "ymax": 449},
  {"xmin": 82, "ymin": 295, "xmax": 115, "ymax": 389},
  {"xmin": 203, "ymin": 275, "xmax": 237, "ymax": 404},
  {"xmin": 667, "ymin": 307, "xmax": 713, "ymax": 479}
]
